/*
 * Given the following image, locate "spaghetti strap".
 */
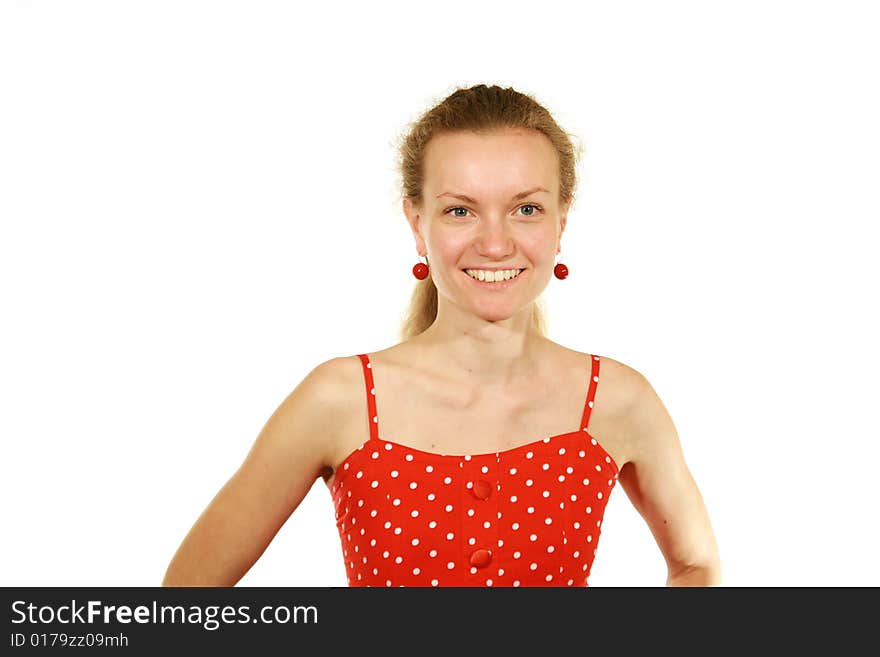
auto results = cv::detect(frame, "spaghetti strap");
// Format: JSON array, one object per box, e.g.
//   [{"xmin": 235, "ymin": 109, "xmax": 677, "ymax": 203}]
[
  {"xmin": 579, "ymin": 354, "xmax": 601, "ymax": 432},
  {"xmin": 356, "ymin": 353, "xmax": 380, "ymax": 442}
]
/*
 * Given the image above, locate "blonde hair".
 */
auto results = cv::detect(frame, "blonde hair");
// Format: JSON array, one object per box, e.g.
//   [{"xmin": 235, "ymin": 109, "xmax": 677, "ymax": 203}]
[{"xmin": 394, "ymin": 83, "xmax": 583, "ymax": 342}]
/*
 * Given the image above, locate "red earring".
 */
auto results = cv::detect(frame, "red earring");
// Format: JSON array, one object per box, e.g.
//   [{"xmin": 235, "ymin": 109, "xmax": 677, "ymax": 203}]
[
  {"xmin": 412, "ymin": 255, "xmax": 429, "ymax": 280},
  {"xmin": 553, "ymin": 251, "xmax": 569, "ymax": 280}
]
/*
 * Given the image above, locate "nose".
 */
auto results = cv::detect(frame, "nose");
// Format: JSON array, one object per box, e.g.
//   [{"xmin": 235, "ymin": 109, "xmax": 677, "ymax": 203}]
[{"xmin": 475, "ymin": 215, "xmax": 515, "ymax": 257}]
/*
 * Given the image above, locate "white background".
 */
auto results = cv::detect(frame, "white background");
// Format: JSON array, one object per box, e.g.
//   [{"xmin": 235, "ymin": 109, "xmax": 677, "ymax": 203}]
[{"xmin": 1, "ymin": 0, "xmax": 878, "ymax": 587}]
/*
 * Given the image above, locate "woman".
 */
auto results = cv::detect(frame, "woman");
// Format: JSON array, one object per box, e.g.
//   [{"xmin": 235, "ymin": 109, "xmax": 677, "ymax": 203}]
[{"xmin": 162, "ymin": 84, "xmax": 721, "ymax": 587}]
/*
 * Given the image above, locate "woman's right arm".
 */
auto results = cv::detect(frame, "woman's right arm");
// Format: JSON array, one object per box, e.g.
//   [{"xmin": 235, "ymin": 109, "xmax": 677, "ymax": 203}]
[{"xmin": 161, "ymin": 358, "xmax": 347, "ymax": 586}]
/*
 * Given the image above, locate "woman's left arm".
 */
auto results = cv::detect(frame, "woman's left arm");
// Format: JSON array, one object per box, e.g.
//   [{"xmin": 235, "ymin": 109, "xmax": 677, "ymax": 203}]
[{"xmin": 616, "ymin": 369, "xmax": 722, "ymax": 586}]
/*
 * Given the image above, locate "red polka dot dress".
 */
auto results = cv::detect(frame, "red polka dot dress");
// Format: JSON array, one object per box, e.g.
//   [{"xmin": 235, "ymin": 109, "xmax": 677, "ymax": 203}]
[{"xmin": 329, "ymin": 353, "xmax": 620, "ymax": 587}]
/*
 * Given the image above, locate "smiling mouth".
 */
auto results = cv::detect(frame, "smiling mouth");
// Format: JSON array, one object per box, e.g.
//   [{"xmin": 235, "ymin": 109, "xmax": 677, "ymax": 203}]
[{"xmin": 461, "ymin": 268, "xmax": 527, "ymax": 285}]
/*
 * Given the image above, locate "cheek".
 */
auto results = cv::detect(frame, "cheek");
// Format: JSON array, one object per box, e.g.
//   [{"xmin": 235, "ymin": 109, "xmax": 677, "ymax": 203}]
[{"xmin": 426, "ymin": 240, "xmax": 465, "ymax": 266}]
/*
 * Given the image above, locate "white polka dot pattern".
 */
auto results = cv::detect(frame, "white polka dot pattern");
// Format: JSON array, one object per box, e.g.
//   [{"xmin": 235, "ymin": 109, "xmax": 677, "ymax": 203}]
[{"xmin": 330, "ymin": 353, "xmax": 618, "ymax": 587}]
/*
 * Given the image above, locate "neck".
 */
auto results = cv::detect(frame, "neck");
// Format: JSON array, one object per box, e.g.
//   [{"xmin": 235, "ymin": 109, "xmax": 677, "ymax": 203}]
[{"xmin": 411, "ymin": 316, "xmax": 549, "ymax": 390}]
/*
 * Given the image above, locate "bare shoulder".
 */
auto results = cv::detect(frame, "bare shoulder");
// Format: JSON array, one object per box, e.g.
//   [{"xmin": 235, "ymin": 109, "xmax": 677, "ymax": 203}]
[
  {"xmin": 592, "ymin": 353, "xmax": 683, "ymax": 468},
  {"xmin": 305, "ymin": 355, "xmax": 369, "ymax": 469},
  {"xmin": 565, "ymin": 349, "xmax": 651, "ymax": 467},
  {"xmin": 592, "ymin": 352, "xmax": 647, "ymax": 412},
  {"xmin": 306, "ymin": 354, "xmax": 360, "ymax": 391},
  {"xmin": 559, "ymin": 348, "xmax": 646, "ymax": 421},
  {"xmin": 267, "ymin": 355, "xmax": 363, "ymax": 478}
]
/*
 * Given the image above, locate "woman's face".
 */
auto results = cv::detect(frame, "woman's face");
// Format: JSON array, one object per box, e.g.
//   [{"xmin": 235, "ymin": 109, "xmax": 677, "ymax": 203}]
[{"xmin": 404, "ymin": 128, "xmax": 569, "ymax": 322}]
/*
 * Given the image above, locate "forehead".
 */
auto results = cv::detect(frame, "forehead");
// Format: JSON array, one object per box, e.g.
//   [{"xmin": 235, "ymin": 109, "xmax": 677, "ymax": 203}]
[{"xmin": 423, "ymin": 129, "xmax": 558, "ymax": 198}]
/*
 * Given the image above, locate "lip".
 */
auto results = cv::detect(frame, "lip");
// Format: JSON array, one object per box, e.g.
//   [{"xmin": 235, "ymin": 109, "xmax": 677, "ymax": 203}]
[{"xmin": 461, "ymin": 268, "xmax": 527, "ymax": 289}]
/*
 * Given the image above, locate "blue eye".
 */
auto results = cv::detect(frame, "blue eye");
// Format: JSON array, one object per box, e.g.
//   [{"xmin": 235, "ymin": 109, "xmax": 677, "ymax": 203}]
[{"xmin": 444, "ymin": 204, "xmax": 543, "ymax": 218}]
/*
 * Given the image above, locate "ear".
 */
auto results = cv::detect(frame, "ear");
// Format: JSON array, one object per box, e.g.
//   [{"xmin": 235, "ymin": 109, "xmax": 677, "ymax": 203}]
[
  {"xmin": 403, "ymin": 197, "xmax": 427, "ymax": 255},
  {"xmin": 557, "ymin": 199, "xmax": 570, "ymax": 242}
]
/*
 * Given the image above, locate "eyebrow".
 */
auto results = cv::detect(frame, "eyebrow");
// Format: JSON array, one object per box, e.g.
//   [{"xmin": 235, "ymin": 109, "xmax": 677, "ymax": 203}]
[{"xmin": 435, "ymin": 187, "xmax": 550, "ymax": 203}]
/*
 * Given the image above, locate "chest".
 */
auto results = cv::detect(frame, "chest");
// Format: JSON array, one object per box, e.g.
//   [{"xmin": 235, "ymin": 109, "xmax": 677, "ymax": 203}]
[
  {"xmin": 374, "ymin": 381, "xmax": 591, "ymax": 456},
  {"xmin": 328, "ymin": 431, "xmax": 620, "ymax": 587}
]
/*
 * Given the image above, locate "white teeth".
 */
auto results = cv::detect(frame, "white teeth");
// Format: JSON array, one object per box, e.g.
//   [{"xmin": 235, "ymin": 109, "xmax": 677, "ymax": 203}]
[{"xmin": 464, "ymin": 268, "xmax": 523, "ymax": 282}]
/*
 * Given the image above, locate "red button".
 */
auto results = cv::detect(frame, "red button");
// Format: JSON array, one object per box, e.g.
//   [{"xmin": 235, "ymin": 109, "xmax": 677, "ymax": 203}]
[
  {"xmin": 470, "ymin": 549, "xmax": 492, "ymax": 568},
  {"xmin": 473, "ymin": 479, "xmax": 492, "ymax": 500}
]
